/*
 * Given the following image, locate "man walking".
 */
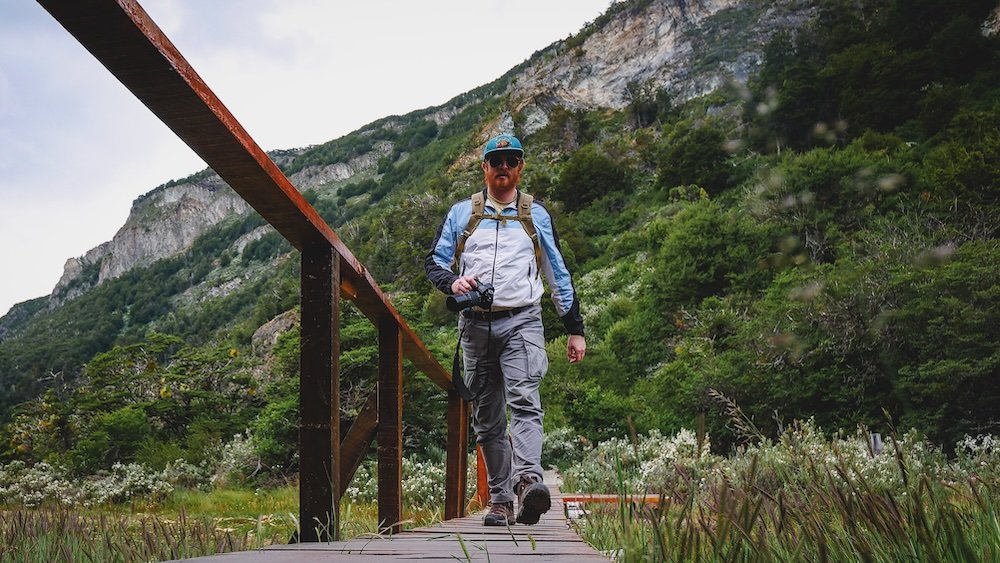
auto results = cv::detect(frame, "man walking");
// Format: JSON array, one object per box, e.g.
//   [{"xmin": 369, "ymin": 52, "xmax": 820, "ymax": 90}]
[{"xmin": 425, "ymin": 134, "xmax": 586, "ymax": 526}]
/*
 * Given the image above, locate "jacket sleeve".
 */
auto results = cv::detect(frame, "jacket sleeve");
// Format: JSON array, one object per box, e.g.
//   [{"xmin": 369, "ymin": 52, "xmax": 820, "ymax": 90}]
[
  {"xmin": 533, "ymin": 202, "xmax": 585, "ymax": 336},
  {"xmin": 425, "ymin": 205, "xmax": 460, "ymax": 294}
]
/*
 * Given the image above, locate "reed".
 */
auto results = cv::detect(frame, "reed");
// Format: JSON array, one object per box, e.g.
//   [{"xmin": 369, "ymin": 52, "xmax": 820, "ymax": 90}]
[
  {"xmin": 572, "ymin": 428, "xmax": 1000, "ymax": 562},
  {"xmin": 0, "ymin": 484, "xmax": 447, "ymax": 562},
  {"xmin": 0, "ymin": 506, "xmax": 267, "ymax": 562}
]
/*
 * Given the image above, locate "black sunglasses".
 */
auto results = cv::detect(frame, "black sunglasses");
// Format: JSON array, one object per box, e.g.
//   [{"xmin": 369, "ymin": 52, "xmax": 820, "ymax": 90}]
[{"xmin": 486, "ymin": 154, "xmax": 523, "ymax": 168}]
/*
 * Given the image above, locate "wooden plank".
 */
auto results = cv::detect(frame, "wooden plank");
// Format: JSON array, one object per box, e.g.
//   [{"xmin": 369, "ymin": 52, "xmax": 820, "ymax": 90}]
[
  {"xmin": 444, "ymin": 391, "xmax": 468, "ymax": 519},
  {"xmin": 377, "ymin": 316, "xmax": 403, "ymax": 534},
  {"xmin": 338, "ymin": 391, "xmax": 378, "ymax": 498},
  {"xmin": 170, "ymin": 485, "xmax": 610, "ymax": 562},
  {"xmin": 35, "ymin": 0, "xmax": 451, "ymax": 390},
  {"xmin": 299, "ymin": 245, "xmax": 340, "ymax": 541}
]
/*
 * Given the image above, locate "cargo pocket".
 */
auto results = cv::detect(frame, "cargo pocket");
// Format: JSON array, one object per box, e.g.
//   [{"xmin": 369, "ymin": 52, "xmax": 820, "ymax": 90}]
[{"xmin": 522, "ymin": 329, "xmax": 549, "ymax": 382}]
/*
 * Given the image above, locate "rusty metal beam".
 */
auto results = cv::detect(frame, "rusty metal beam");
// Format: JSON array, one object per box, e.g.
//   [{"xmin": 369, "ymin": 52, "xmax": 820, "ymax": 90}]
[{"xmin": 36, "ymin": 0, "xmax": 450, "ymax": 390}]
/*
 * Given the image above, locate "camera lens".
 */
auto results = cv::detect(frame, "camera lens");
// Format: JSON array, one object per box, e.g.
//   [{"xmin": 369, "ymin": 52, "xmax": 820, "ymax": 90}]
[{"xmin": 446, "ymin": 290, "xmax": 481, "ymax": 312}]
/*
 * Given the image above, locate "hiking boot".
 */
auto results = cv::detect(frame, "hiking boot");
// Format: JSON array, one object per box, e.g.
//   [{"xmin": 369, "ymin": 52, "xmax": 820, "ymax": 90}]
[
  {"xmin": 483, "ymin": 501, "xmax": 514, "ymax": 526},
  {"xmin": 515, "ymin": 475, "xmax": 551, "ymax": 525}
]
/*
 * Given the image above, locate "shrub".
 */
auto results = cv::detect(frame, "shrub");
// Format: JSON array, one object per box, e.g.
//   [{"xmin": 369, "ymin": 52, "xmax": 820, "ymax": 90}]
[
  {"xmin": 0, "ymin": 461, "xmax": 81, "ymax": 507},
  {"xmin": 554, "ymin": 144, "xmax": 633, "ymax": 212},
  {"xmin": 562, "ymin": 428, "xmax": 714, "ymax": 494},
  {"xmin": 655, "ymin": 123, "xmax": 731, "ymax": 194},
  {"xmin": 344, "ymin": 454, "xmax": 478, "ymax": 509},
  {"xmin": 649, "ymin": 199, "xmax": 774, "ymax": 310},
  {"xmin": 83, "ymin": 462, "xmax": 174, "ymax": 506},
  {"xmin": 211, "ymin": 431, "xmax": 259, "ymax": 488},
  {"xmin": 541, "ymin": 426, "xmax": 588, "ymax": 471},
  {"xmin": 0, "ymin": 460, "xmax": 186, "ymax": 507}
]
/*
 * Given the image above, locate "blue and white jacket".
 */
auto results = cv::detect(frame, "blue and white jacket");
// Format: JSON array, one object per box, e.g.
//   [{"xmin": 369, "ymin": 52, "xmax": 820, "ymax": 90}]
[{"xmin": 425, "ymin": 189, "xmax": 585, "ymax": 336}]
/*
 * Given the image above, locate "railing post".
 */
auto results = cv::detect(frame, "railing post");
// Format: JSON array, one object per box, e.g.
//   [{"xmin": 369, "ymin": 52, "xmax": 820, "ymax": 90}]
[
  {"xmin": 299, "ymin": 245, "xmax": 340, "ymax": 542},
  {"xmin": 377, "ymin": 316, "xmax": 403, "ymax": 534},
  {"xmin": 445, "ymin": 393, "xmax": 469, "ymax": 519},
  {"xmin": 476, "ymin": 446, "xmax": 489, "ymax": 509}
]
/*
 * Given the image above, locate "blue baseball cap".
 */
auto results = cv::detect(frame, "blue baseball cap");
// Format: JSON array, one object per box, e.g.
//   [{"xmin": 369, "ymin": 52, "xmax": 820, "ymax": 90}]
[{"xmin": 483, "ymin": 134, "xmax": 524, "ymax": 159}]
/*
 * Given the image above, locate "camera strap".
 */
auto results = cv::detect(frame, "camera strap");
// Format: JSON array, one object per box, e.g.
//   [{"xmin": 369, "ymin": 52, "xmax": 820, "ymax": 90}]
[{"xmin": 451, "ymin": 327, "xmax": 476, "ymax": 401}]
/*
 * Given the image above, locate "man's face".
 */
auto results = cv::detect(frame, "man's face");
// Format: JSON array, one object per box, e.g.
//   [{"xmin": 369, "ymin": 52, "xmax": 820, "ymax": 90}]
[{"xmin": 482, "ymin": 151, "xmax": 524, "ymax": 192}]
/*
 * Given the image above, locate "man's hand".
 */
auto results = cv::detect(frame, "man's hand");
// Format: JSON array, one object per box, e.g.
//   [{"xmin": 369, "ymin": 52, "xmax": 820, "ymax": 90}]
[
  {"xmin": 567, "ymin": 335, "xmax": 586, "ymax": 363},
  {"xmin": 451, "ymin": 276, "xmax": 478, "ymax": 295}
]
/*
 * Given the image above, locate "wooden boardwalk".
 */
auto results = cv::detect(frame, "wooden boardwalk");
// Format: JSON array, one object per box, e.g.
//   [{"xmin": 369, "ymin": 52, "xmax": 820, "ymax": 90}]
[{"xmin": 174, "ymin": 485, "xmax": 609, "ymax": 562}]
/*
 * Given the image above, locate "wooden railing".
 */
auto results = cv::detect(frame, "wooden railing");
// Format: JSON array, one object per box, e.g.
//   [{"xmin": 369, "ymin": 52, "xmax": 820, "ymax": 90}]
[{"xmin": 38, "ymin": 0, "xmax": 470, "ymax": 541}]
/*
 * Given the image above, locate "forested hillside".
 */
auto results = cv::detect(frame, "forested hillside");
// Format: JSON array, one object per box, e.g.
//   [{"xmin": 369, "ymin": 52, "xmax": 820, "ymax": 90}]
[{"xmin": 0, "ymin": 0, "xmax": 997, "ymax": 482}]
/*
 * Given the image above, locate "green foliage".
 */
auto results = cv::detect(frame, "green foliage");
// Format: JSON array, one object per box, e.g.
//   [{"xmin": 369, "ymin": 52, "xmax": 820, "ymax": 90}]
[
  {"xmin": 924, "ymin": 101, "xmax": 1000, "ymax": 209},
  {"xmin": 649, "ymin": 199, "xmax": 774, "ymax": 310},
  {"xmin": 624, "ymin": 80, "xmax": 674, "ymax": 128},
  {"xmin": 1, "ymin": 0, "xmax": 998, "ymax": 488},
  {"xmin": 655, "ymin": 121, "xmax": 732, "ymax": 194},
  {"xmin": 2, "ymin": 333, "xmax": 262, "ymax": 475},
  {"xmin": 886, "ymin": 241, "xmax": 1000, "ymax": 445},
  {"xmin": 750, "ymin": 139, "xmax": 920, "ymax": 263},
  {"xmin": 569, "ymin": 422, "xmax": 1000, "ymax": 561},
  {"xmin": 554, "ymin": 144, "xmax": 633, "ymax": 212},
  {"xmin": 542, "ymin": 338, "xmax": 634, "ymax": 442},
  {"xmin": 241, "ymin": 232, "xmax": 291, "ymax": 264},
  {"xmin": 746, "ymin": 0, "xmax": 1000, "ymax": 151}
]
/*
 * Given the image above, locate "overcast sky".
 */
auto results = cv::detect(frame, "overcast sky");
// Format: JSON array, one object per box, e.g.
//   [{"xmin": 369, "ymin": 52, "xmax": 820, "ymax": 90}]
[{"xmin": 0, "ymin": 0, "xmax": 612, "ymax": 317}]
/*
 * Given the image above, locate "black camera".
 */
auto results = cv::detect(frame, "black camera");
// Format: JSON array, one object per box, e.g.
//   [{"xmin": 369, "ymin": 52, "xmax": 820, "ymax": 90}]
[{"xmin": 446, "ymin": 279, "xmax": 494, "ymax": 312}]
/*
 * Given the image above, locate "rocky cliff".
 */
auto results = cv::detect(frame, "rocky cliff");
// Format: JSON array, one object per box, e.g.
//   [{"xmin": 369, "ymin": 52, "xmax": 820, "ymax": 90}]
[
  {"xmin": 50, "ymin": 178, "xmax": 250, "ymax": 306},
  {"xmin": 48, "ymin": 140, "xmax": 397, "ymax": 306},
  {"xmin": 508, "ymin": 0, "xmax": 816, "ymax": 135}
]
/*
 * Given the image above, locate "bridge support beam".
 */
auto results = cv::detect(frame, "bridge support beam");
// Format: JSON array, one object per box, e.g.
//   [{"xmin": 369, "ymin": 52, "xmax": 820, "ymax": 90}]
[
  {"xmin": 445, "ymin": 393, "xmax": 469, "ymax": 519},
  {"xmin": 377, "ymin": 316, "xmax": 404, "ymax": 533},
  {"xmin": 300, "ymin": 245, "xmax": 341, "ymax": 542}
]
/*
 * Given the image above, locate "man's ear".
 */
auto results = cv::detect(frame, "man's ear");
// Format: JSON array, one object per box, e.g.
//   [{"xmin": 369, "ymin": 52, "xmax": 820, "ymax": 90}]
[{"xmin": 481, "ymin": 160, "xmax": 489, "ymax": 172}]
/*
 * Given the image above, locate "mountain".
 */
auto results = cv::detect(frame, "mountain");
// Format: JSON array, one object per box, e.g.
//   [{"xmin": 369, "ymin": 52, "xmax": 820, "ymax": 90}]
[
  {"xmin": 31, "ymin": 0, "xmax": 815, "ymax": 311},
  {"xmin": 1, "ymin": 0, "xmax": 997, "ymax": 471}
]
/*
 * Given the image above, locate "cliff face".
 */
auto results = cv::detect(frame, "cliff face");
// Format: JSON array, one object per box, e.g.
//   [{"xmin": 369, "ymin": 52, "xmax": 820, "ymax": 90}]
[
  {"xmin": 50, "ymin": 179, "xmax": 250, "ymax": 306},
  {"xmin": 508, "ymin": 0, "xmax": 816, "ymax": 134},
  {"xmin": 48, "ymin": 140, "xmax": 396, "ymax": 305}
]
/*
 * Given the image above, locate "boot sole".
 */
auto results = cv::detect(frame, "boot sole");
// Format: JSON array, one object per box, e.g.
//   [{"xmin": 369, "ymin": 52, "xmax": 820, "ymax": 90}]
[
  {"xmin": 483, "ymin": 516, "xmax": 512, "ymax": 526},
  {"xmin": 516, "ymin": 484, "xmax": 551, "ymax": 525}
]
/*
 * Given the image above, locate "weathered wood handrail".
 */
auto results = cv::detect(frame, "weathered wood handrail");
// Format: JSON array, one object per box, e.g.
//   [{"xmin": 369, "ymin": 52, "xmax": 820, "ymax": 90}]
[{"xmin": 38, "ymin": 0, "xmax": 469, "ymax": 541}]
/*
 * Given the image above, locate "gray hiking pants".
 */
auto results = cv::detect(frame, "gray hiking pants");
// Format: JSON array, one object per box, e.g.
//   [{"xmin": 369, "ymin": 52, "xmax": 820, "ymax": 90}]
[{"xmin": 459, "ymin": 303, "xmax": 548, "ymax": 504}]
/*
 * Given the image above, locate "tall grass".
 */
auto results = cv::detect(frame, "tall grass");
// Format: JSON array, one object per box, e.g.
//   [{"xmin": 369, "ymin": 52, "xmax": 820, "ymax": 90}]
[
  {"xmin": 578, "ymin": 459, "xmax": 999, "ymax": 561},
  {"xmin": 0, "ymin": 484, "xmax": 448, "ymax": 562},
  {"xmin": 567, "ymin": 414, "xmax": 1000, "ymax": 561},
  {"xmin": 0, "ymin": 507, "xmax": 268, "ymax": 562}
]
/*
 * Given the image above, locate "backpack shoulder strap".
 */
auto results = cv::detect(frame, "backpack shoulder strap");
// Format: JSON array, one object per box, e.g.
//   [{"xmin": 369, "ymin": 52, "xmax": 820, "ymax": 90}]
[
  {"xmin": 452, "ymin": 191, "xmax": 487, "ymax": 269},
  {"xmin": 518, "ymin": 193, "xmax": 543, "ymax": 277}
]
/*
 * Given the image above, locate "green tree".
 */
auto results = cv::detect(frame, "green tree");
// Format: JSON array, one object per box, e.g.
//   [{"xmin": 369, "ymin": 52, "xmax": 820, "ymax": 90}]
[
  {"xmin": 649, "ymin": 200, "xmax": 774, "ymax": 311},
  {"xmin": 69, "ymin": 406, "xmax": 151, "ymax": 472},
  {"xmin": 554, "ymin": 144, "xmax": 633, "ymax": 212},
  {"xmin": 886, "ymin": 241, "xmax": 1000, "ymax": 445},
  {"xmin": 655, "ymin": 123, "xmax": 731, "ymax": 194}
]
